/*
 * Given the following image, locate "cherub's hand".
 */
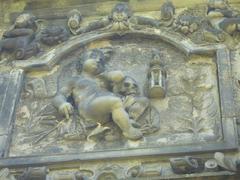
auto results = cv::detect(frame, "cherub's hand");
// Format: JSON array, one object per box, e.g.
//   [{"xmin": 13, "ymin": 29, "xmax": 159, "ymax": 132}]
[
  {"xmin": 58, "ymin": 102, "xmax": 73, "ymax": 119},
  {"xmin": 57, "ymin": 119, "xmax": 72, "ymax": 136}
]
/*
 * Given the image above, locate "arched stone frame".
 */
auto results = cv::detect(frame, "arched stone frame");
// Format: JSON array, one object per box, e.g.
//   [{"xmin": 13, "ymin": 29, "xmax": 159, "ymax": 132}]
[{"xmin": 0, "ymin": 29, "xmax": 237, "ymax": 168}]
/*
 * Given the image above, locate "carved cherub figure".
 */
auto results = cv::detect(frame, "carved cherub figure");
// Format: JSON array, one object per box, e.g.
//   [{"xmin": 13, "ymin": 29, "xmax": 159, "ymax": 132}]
[
  {"xmin": 53, "ymin": 48, "xmax": 143, "ymax": 140},
  {"xmin": 68, "ymin": 3, "xmax": 161, "ymax": 35},
  {"xmin": 207, "ymin": 0, "xmax": 240, "ymax": 35},
  {"xmin": 0, "ymin": 13, "xmax": 40, "ymax": 60},
  {"xmin": 160, "ymin": 0, "xmax": 175, "ymax": 26}
]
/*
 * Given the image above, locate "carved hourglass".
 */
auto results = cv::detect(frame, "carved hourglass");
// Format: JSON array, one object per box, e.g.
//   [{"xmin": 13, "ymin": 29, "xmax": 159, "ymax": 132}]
[{"xmin": 147, "ymin": 53, "xmax": 166, "ymax": 99}]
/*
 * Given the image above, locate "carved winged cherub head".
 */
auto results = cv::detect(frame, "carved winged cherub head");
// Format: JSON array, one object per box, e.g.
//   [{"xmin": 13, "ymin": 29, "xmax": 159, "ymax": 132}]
[
  {"xmin": 109, "ymin": 3, "xmax": 132, "ymax": 23},
  {"xmin": 160, "ymin": 0, "xmax": 175, "ymax": 21}
]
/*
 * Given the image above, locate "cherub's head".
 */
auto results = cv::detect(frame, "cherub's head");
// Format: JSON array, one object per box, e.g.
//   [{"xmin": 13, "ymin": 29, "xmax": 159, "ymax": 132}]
[
  {"xmin": 110, "ymin": 3, "xmax": 132, "ymax": 22},
  {"xmin": 78, "ymin": 47, "xmax": 113, "ymax": 75},
  {"xmin": 14, "ymin": 13, "xmax": 37, "ymax": 30},
  {"xmin": 79, "ymin": 49, "xmax": 106, "ymax": 75},
  {"xmin": 160, "ymin": 0, "xmax": 175, "ymax": 21},
  {"xmin": 207, "ymin": 0, "xmax": 229, "ymax": 9}
]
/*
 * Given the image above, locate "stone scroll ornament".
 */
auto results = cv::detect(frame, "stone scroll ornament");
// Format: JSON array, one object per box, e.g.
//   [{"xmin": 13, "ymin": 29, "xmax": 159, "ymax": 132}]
[
  {"xmin": 0, "ymin": 13, "xmax": 40, "ymax": 60},
  {"xmin": 0, "ymin": 14, "xmax": 71, "ymax": 61},
  {"xmin": 67, "ymin": 3, "xmax": 164, "ymax": 35}
]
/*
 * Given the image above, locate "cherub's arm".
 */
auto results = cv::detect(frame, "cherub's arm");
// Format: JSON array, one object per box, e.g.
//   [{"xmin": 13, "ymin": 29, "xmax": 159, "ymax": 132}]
[
  {"xmin": 52, "ymin": 78, "xmax": 76, "ymax": 119},
  {"xmin": 75, "ymin": 17, "xmax": 111, "ymax": 34}
]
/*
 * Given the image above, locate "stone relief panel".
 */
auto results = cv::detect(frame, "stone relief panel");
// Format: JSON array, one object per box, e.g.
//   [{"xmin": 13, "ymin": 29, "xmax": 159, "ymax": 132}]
[
  {"xmin": 0, "ymin": 1, "xmax": 238, "ymax": 179},
  {"xmin": 9, "ymin": 35, "xmax": 222, "ymax": 157}
]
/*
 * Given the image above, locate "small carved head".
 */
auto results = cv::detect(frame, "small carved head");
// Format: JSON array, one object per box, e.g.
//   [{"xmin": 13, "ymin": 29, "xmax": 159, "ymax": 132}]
[
  {"xmin": 110, "ymin": 3, "xmax": 132, "ymax": 22},
  {"xmin": 160, "ymin": 0, "xmax": 175, "ymax": 21},
  {"xmin": 77, "ymin": 48, "xmax": 112, "ymax": 75},
  {"xmin": 14, "ymin": 13, "xmax": 37, "ymax": 29},
  {"xmin": 114, "ymin": 76, "xmax": 140, "ymax": 96}
]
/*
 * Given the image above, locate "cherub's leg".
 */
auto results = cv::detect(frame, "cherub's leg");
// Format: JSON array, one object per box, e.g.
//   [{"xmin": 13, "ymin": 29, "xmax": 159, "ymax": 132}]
[
  {"xmin": 86, "ymin": 96, "xmax": 143, "ymax": 140},
  {"xmin": 111, "ymin": 100, "xmax": 143, "ymax": 140}
]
